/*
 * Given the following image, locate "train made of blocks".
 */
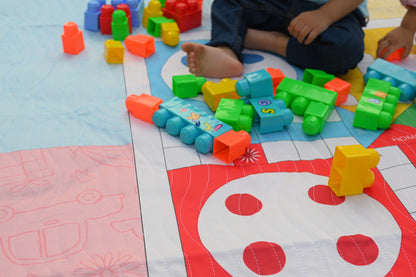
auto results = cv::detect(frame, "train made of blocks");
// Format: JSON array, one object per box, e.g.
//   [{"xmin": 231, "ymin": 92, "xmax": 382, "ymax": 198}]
[{"xmin": 126, "ymin": 94, "xmax": 251, "ymax": 163}]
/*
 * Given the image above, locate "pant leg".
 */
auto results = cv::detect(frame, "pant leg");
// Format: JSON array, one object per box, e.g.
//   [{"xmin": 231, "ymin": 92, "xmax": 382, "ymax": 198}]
[
  {"xmin": 285, "ymin": 2, "xmax": 366, "ymax": 74},
  {"xmin": 207, "ymin": 0, "xmax": 294, "ymax": 62}
]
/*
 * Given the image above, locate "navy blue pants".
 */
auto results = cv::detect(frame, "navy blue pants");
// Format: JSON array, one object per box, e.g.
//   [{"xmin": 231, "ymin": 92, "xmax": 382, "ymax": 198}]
[{"xmin": 207, "ymin": 0, "xmax": 367, "ymax": 74}]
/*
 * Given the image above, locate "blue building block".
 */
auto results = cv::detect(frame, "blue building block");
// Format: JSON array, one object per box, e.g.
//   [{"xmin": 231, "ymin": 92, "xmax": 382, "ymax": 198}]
[
  {"xmin": 111, "ymin": 0, "xmax": 126, "ymax": 9},
  {"xmin": 235, "ymin": 69, "xmax": 274, "ymax": 99},
  {"xmin": 84, "ymin": 0, "xmax": 101, "ymax": 31},
  {"xmin": 127, "ymin": 0, "xmax": 144, "ymax": 27},
  {"xmin": 152, "ymin": 97, "xmax": 233, "ymax": 154},
  {"xmin": 249, "ymin": 96, "xmax": 293, "ymax": 134},
  {"xmin": 98, "ymin": 0, "xmax": 106, "ymax": 6},
  {"xmin": 364, "ymin": 58, "xmax": 416, "ymax": 102}
]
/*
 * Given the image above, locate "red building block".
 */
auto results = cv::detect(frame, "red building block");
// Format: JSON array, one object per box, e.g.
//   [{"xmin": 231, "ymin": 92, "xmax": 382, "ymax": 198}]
[
  {"xmin": 100, "ymin": 4, "xmax": 114, "ymax": 34},
  {"xmin": 124, "ymin": 34, "xmax": 156, "ymax": 57},
  {"xmin": 117, "ymin": 4, "xmax": 132, "ymax": 33},
  {"xmin": 324, "ymin": 77, "xmax": 351, "ymax": 106},
  {"xmin": 162, "ymin": 0, "xmax": 201, "ymax": 33},
  {"xmin": 126, "ymin": 94, "xmax": 163, "ymax": 123},
  {"xmin": 61, "ymin": 22, "xmax": 85, "ymax": 55}
]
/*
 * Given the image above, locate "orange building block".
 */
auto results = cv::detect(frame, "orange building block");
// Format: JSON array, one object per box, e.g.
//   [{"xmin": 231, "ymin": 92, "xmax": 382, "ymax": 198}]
[
  {"xmin": 201, "ymin": 78, "xmax": 239, "ymax": 111},
  {"xmin": 213, "ymin": 130, "xmax": 251, "ymax": 163},
  {"xmin": 328, "ymin": 145, "xmax": 380, "ymax": 197},
  {"xmin": 266, "ymin": 68, "xmax": 285, "ymax": 93},
  {"xmin": 125, "ymin": 94, "xmax": 163, "ymax": 123},
  {"xmin": 61, "ymin": 21, "xmax": 85, "ymax": 55},
  {"xmin": 125, "ymin": 34, "xmax": 156, "ymax": 57},
  {"xmin": 324, "ymin": 77, "xmax": 351, "ymax": 106}
]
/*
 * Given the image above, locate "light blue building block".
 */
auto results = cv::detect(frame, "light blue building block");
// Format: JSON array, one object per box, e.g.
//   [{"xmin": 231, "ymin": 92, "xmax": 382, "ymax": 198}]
[
  {"xmin": 152, "ymin": 97, "xmax": 233, "ymax": 154},
  {"xmin": 84, "ymin": 0, "xmax": 101, "ymax": 31},
  {"xmin": 364, "ymin": 58, "xmax": 416, "ymax": 102},
  {"xmin": 249, "ymin": 96, "xmax": 293, "ymax": 134},
  {"xmin": 235, "ymin": 69, "xmax": 273, "ymax": 99},
  {"xmin": 127, "ymin": 0, "xmax": 144, "ymax": 27}
]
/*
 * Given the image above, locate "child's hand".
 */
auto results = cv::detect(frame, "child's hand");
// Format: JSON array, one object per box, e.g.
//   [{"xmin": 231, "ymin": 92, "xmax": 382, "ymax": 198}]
[
  {"xmin": 377, "ymin": 27, "xmax": 414, "ymax": 59},
  {"xmin": 288, "ymin": 10, "xmax": 331, "ymax": 45}
]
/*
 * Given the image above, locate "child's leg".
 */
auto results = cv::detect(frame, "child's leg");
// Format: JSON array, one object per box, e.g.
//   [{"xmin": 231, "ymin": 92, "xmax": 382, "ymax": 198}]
[
  {"xmin": 244, "ymin": 28, "xmax": 290, "ymax": 58},
  {"xmin": 181, "ymin": 42, "xmax": 243, "ymax": 78}
]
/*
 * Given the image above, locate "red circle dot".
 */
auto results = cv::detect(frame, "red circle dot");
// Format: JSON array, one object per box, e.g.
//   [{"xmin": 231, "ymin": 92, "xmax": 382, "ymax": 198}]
[
  {"xmin": 243, "ymin": 241, "xmax": 286, "ymax": 275},
  {"xmin": 337, "ymin": 234, "xmax": 379, "ymax": 265},
  {"xmin": 225, "ymin": 193, "xmax": 263, "ymax": 216},
  {"xmin": 308, "ymin": 185, "xmax": 345, "ymax": 205}
]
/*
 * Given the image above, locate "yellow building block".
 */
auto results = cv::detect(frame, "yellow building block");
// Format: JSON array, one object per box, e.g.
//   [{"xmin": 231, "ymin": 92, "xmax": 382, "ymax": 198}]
[
  {"xmin": 161, "ymin": 22, "xmax": 180, "ymax": 46},
  {"xmin": 328, "ymin": 145, "xmax": 380, "ymax": 197},
  {"xmin": 201, "ymin": 78, "xmax": 240, "ymax": 111},
  {"xmin": 104, "ymin": 39, "xmax": 124, "ymax": 64},
  {"xmin": 142, "ymin": 0, "xmax": 163, "ymax": 29}
]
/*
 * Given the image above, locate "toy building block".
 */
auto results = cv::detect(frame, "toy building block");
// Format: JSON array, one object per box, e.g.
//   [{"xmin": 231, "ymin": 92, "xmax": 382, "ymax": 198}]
[
  {"xmin": 117, "ymin": 4, "xmax": 133, "ymax": 33},
  {"xmin": 324, "ymin": 77, "xmax": 351, "ymax": 106},
  {"xmin": 162, "ymin": 0, "xmax": 201, "ymax": 32},
  {"xmin": 112, "ymin": 10, "xmax": 129, "ymax": 41},
  {"xmin": 100, "ymin": 4, "xmax": 114, "ymax": 34},
  {"xmin": 161, "ymin": 22, "xmax": 180, "ymax": 46},
  {"xmin": 275, "ymin": 77, "xmax": 337, "ymax": 135},
  {"xmin": 364, "ymin": 58, "xmax": 416, "ymax": 101},
  {"xmin": 98, "ymin": 0, "xmax": 106, "ymax": 6},
  {"xmin": 147, "ymin": 16, "xmax": 175, "ymax": 37},
  {"xmin": 111, "ymin": 0, "xmax": 125, "ymax": 9},
  {"xmin": 61, "ymin": 21, "xmax": 85, "ymax": 55},
  {"xmin": 381, "ymin": 47, "xmax": 404, "ymax": 62},
  {"xmin": 265, "ymin": 68, "xmax": 285, "ymax": 93},
  {"xmin": 126, "ymin": 93, "xmax": 163, "ymax": 123},
  {"xmin": 353, "ymin": 78, "xmax": 401, "ymax": 131},
  {"xmin": 124, "ymin": 34, "xmax": 155, "ymax": 57},
  {"xmin": 201, "ymin": 78, "xmax": 239, "ymax": 111},
  {"xmin": 328, "ymin": 145, "xmax": 380, "ymax": 197},
  {"xmin": 236, "ymin": 69, "xmax": 274, "ymax": 99},
  {"xmin": 213, "ymin": 130, "xmax": 251, "ymax": 164},
  {"xmin": 152, "ymin": 97, "xmax": 232, "ymax": 153},
  {"xmin": 126, "ymin": 94, "xmax": 250, "ymax": 162},
  {"xmin": 302, "ymin": 68, "xmax": 335, "ymax": 87},
  {"xmin": 158, "ymin": 0, "xmax": 167, "ymax": 7},
  {"xmin": 142, "ymin": 0, "xmax": 163, "ymax": 29},
  {"xmin": 172, "ymin": 74, "xmax": 206, "ymax": 98},
  {"xmin": 104, "ymin": 39, "xmax": 124, "ymax": 63},
  {"xmin": 302, "ymin": 101, "xmax": 332, "ymax": 135},
  {"xmin": 249, "ymin": 97, "xmax": 293, "ymax": 134},
  {"xmin": 215, "ymin": 98, "xmax": 254, "ymax": 132},
  {"xmin": 127, "ymin": 0, "xmax": 144, "ymax": 27},
  {"xmin": 84, "ymin": 0, "xmax": 101, "ymax": 31}
]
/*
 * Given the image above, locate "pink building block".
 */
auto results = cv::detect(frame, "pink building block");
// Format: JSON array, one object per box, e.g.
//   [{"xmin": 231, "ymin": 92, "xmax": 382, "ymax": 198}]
[{"xmin": 124, "ymin": 34, "xmax": 155, "ymax": 57}]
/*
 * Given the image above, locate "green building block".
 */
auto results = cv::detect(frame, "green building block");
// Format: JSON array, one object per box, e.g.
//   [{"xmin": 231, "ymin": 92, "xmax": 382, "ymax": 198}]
[
  {"xmin": 353, "ymin": 78, "xmax": 401, "ymax": 130},
  {"xmin": 172, "ymin": 74, "xmax": 206, "ymax": 98},
  {"xmin": 112, "ymin": 10, "xmax": 129, "ymax": 41},
  {"xmin": 275, "ymin": 77, "xmax": 337, "ymax": 135},
  {"xmin": 147, "ymin": 16, "xmax": 175, "ymax": 37},
  {"xmin": 303, "ymin": 101, "xmax": 333, "ymax": 135},
  {"xmin": 215, "ymin": 98, "xmax": 254, "ymax": 132},
  {"xmin": 302, "ymin": 68, "xmax": 335, "ymax": 87}
]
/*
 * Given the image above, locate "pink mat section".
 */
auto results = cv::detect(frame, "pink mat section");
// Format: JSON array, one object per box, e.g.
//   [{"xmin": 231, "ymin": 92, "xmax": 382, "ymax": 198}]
[{"xmin": 0, "ymin": 144, "xmax": 147, "ymax": 277}]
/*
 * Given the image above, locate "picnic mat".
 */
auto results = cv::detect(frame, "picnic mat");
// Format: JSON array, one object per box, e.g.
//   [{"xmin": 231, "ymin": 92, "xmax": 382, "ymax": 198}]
[{"xmin": 1, "ymin": 0, "xmax": 416, "ymax": 276}]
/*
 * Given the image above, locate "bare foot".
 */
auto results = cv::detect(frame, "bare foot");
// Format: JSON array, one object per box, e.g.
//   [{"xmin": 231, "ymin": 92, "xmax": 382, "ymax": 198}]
[
  {"xmin": 181, "ymin": 42, "xmax": 243, "ymax": 78},
  {"xmin": 245, "ymin": 28, "xmax": 289, "ymax": 57}
]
